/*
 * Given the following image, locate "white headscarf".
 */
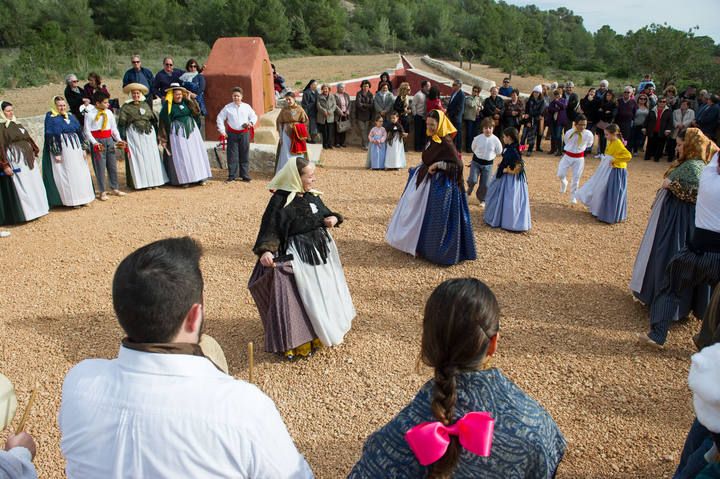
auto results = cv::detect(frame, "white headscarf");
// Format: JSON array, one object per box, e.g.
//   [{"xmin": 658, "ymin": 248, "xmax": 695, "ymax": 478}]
[{"xmin": 266, "ymin": 158, "xmax": 322, "ymax": 207}]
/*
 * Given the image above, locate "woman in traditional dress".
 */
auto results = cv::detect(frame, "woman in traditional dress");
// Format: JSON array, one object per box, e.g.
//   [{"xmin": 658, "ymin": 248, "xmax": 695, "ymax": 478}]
[
  {"xmin": 275, "ymin": 92, "xmax": 309, "ymax": 173},
  {"xmin": 349, "ymin": 278, "xmax": 566, "ymax": 478},
  {"xmin": 577, "ymin": 124, "xmax": 632, "ymax": 224},
  {"xmin": 384, "ymin": 111, "xmax": 407, "ymax": 170},
  {"xmin": 483, "ymin": 127, "xmax": 531, "ymax": 232},
  {"xmin": 0, "ymin": 101, "xmax": 49, "ymax": 224},
  {"xmin": 158, "ymin": 83, "xmax": 212, "ymax": 187},
  {"xmin": 42, "ymin": 96, "xmax": 95, "ymax": 208},
  {"xmin": 249, "ymin": 157, "xmax": 355, "ymax": 359},
  {"xmin": 385, "ymin": 109, "xmax": 476, "ymax": 265},
  {"xmin": 630, "ymin": 128, "xmax": 714, "ymax": 314},
  {"xmin": 117, "ymin": 83, "xmax": 168, "ymax": 190}
]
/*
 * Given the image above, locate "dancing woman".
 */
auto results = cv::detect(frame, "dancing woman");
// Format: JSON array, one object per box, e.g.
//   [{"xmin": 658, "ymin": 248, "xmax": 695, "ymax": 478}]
[
  {"xmin": 631, "ymin": 128, "xmax": 715, "ymax": 316},
  {"xmin": 249, "ymin": 157, "xmax": 355, "ymax": 359},
  {"xmin": 386, "ymin": 110, "xmax": 476, "ymax": 265}
]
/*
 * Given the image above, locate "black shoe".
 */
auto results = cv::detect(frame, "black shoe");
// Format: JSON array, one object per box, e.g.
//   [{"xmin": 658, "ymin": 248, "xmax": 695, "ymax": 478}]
[
  {"xmin": 225, "ymin": 178, "xmax": 236, "ymax": 183},
  {"xmin": 537, "ymin": 147, "xmax": 544, "ymax": 152},
  {"xmin": 241, "ymin": 177, "xmax": 252, "ymax": 182},
  {"xmin": 526, "ymin": 151, "xmax": 533, "ymax": 157}
]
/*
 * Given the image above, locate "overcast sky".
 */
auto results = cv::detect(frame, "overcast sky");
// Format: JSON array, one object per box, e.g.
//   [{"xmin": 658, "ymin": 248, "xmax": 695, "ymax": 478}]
[{"xmin": 503, "ymin": 0, "xmax": 720, "ymax": 43}]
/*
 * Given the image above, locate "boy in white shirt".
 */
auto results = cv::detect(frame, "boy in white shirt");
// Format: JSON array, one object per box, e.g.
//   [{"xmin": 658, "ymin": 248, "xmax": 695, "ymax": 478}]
[
  {"xmin": 216, "ymin": 87, "xmax": 258, "ymax": 182},
  {"xmin": 84, "ymin": 91, "xmax": 126, "ymax": 201},
  {"xmin": 557, "ymin": 114, "xmax": 594, "ymax": 203},
  {"xmin": 469, "ymin": 117, "xmax": 503, "ymax": 206}
]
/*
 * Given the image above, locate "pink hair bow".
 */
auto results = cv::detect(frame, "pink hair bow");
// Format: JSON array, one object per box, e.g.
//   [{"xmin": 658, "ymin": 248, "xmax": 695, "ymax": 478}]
[{"xmin": 404, "ymin": 412, "xmax": 494, "ymax": 466}]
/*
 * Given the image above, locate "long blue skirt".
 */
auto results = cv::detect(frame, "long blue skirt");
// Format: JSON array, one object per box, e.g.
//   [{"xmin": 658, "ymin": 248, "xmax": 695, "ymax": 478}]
[
  {"xmin": 415, "ymin": 172, "xmax": 477, "ymax": 265},
  {"xmin": 632, "ymin": 194, "xmax": 710, "ymax": 317},
  {"xmin": 483, "ymin": 173, "xmax": 532, "ymax": 232},
  {"xmin": 368, "ymin": 143, "xmax": 386, "ymax": 169},
  {"xmin": 596, "ymin": 168, "xmax": 627, "ymax": 224}
]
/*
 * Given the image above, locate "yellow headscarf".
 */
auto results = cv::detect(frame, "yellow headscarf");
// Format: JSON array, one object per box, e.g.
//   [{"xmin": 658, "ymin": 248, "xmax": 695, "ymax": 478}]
[
  {"xmin": 666, "ymin": 127, "xmax": 720, "ymax": 177},
  {"xmin": 426, "ymin": 109, "xmax": 457, "ymax": 143},
  {"xmin": 50, "ymin": 96, "xmax": 69, "ymax": 119},
  {"xmin": 266, "ymin": 157, "xmax": 322, "ymax": 207},
  {"xmin": 0, "ymin": 100, "xmax": 18, "ymax": 128}
]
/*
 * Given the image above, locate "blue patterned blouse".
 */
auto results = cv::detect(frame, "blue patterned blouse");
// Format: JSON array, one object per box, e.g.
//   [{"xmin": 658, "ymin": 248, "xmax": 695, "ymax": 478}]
[{"xmin": 348, "ymin": 369, "xmax": 566, "ymax": 479}]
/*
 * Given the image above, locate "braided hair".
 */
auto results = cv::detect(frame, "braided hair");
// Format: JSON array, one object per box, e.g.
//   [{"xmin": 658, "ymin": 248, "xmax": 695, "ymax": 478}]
[{"xmin": 421, "ymin": 278, "xmax": 500, "ymax": 478}]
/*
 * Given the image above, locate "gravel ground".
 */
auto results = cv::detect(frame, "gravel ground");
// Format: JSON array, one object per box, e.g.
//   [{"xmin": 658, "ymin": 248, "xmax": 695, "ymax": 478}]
[{"xmin": 0, "ymin": 143, "xmax": 699, "ymax": 478}]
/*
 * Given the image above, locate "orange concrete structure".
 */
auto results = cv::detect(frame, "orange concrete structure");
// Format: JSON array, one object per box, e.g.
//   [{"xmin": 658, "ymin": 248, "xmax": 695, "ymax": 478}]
[{"xmin": 203, "ymin": 37, "xmax": 274, "ymax": 141}]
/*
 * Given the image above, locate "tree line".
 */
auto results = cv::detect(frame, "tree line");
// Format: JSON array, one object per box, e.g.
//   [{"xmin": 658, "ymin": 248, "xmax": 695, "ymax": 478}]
[{"xmin": 0, "ymin": 0, "xmax": 718, "ymax": 91}]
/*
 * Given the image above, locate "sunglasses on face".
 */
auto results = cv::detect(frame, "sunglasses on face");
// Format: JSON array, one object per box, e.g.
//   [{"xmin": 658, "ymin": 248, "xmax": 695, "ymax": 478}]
[
  {"xmin": 165, "ymin": 63, "xmax": 173, "ymax": 67},
  {"xmin": 132, "ymin": 61, "xmax": 140, "ymax": 64}
]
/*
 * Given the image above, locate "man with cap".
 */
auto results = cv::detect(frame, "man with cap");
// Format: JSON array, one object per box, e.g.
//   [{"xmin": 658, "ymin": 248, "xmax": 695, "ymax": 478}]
[
  {"xmin": 564, "ymin": 81, "xmax": 579, "ymax": 129},
  {"xmin": 216, "ymin": 87, "xmax": 258, "ymax": 182},
  {"xmin": 0, "ymin": 374, "xmax": 38, "ymax": 479},
  {"xmin": 59, "ymin": 237, "xmax": 313, "ymax": 478},
  {"xmin": 616, "ymin": 86, "xmax": 638, "ymax": 141}
]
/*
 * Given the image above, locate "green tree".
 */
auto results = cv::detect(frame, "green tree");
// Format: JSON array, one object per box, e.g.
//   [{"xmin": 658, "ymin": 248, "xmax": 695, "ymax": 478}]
[{"xmin": 249, "ymin": 0, "xmax": 291, "ymax": 51}]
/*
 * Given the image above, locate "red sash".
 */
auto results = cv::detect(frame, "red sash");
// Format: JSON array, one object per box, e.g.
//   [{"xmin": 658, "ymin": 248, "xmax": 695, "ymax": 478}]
[
  {"xmin": 563, "ymin": 150, "xmax": 584, "ymax": 158},
  {"xmin": 91, "ymin": 130, "xmax": 112, "ymax": 139},
  {"xmin": 227, "ymin": 124, "xmax": 255, "ymax": 141},
  {"xmin": 291, "ymin": 123, "xmax": 308, "ymax": 154}
]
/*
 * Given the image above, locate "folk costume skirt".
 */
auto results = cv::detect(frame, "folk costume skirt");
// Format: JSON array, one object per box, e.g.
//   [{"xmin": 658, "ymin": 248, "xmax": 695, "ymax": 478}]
[
  {"xmin": 287, "ymin": 235, "xmax": 355, "ymax": 347},
  {"xmin": 165, "ymin": 124, "xmax": 211, "ymax": 185},
  {"xmin": 596, "ymin": 168, "xmax": 628, "ymax": 224},
  {"xmin": 387, "ymin": 167, "xmax": 476, "ymax": 265},
  {"xmin": 125, "ymin": 125, "xmax": 168, "ymax": 189},
  {"xmin": 368, "ymin": 142, "xmax": 386, "ymax": 169},
  {"xmin": 385, "ymin": 134, "xmax": 406, "ymax": 169},
  {"xmin": 248, "ymin": 260, "xmax": 317, "ymax": 354},
  {"xmin": 576, "ymin": 155, "xmax": 613, "ymax": 215},
  {"xmin": 630, "ymin": 190, "xmax": 710, "ymax": 318},
  {"xmin": 42, "ymin": 134, "xmax": 95, "ymax": 207},
  {"xmin": 5, "ymin": 144, "xmax": 49, "ymax": 222},
  {"xmin": 484, "ymin": 172, "xmax": 532, "ymax": 232}
]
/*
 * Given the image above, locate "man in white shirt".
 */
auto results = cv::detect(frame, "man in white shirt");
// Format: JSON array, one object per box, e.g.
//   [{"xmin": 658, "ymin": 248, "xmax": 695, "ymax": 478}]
[
  {"xmin": 84, "ymin": 91, "xmax": 126, "ymax": 200},
  {"xmin": 216, "ymin": 87, "xmax": 258, "ymax": 182},
  {"xmin": 411, "ymin": 80, "xmax": 430, "ymax": 152},
  {"xmin": 59, "ymin": 237, "xmax": 313, "ymax": 479},
  {"xmin": 469, "ymin": 117, "xmax": 503, "ymax": 207},
  {"xmin": 557, "ymin": 114, "xmax": 594, "ymax": 203}
]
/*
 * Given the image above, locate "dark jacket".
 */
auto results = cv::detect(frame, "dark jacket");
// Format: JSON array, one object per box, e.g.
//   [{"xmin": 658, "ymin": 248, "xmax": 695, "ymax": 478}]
[
  {"xmin": 355, "ymin": 91, "xmax": 374, "ymax": 122},
  {"xmin": 153, "ymin": 68, "xmax": 184, "ymax": 99},
  {"xmin": 696, "ymin": 103, "xmax": 719, "ymax": 139},
  {"xmin": 525, "ymin": 96, "xmax": 545, "ymax": 118},
  {"xmin": 446, "ymin": 89, "xmax": 465, "ymax": 126},
  {"xmin": 565, "ymin": 93, "xmax": 579, "ymax": 122},
  {"xmin": 598, "ymin": 99, "xmax": 617, "ymax": 124},
  {"xmin": 580, "ymin": 96, "xmax": 600, "ymax": 123},
  {"xmin": 302, "ymin": 89, "xmax": 318, "ymax": 117},
  {"xmin": 615, "ymin": 98, "xmax": 638, "ymax": 125},
  {"xmin": 503, "ymin": 99, "xmax": 524, "ymax": 129},
  {"xmin": 64, "ymin": 86, "xmax": 85, "ymax": 125},
  {"xmin": 548, "ymin": 98, "xmax": 568, "ymax": 127},
  {"xmin": 122, "ymin": 67, "xmax": 154, "ymax": 88},
  {"xmin": 644, "ymin": 106, "xmax": 673, "ymax": 137},
  {"xmin": 483, "ymin": 95, "xmax": 505, "ymax": 119}
]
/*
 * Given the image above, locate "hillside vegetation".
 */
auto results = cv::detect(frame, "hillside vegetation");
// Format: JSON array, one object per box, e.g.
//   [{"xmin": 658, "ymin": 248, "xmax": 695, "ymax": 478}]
[{"xmin": 0, "ymin": 0, "xmax": 718, "ymax": 90}]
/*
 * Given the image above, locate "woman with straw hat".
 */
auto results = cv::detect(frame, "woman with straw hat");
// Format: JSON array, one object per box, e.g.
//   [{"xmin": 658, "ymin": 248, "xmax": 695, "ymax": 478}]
[
  {"xmin": 158, "ymin": 83, "xmax": 211, "ymax": 186},
  {"xmin": 118, "ymin": 83, "xmax": 168, "ymax": 190}
]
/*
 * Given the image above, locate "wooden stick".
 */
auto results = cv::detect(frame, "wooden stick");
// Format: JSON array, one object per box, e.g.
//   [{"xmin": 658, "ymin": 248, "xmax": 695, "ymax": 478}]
[
  {"xmin": 15, "ymin": 388, "xmax": 37, "ymax": 433},
  {"xmin": 248, "ymin": 342, "xmax": 255, "ymax": 383}
]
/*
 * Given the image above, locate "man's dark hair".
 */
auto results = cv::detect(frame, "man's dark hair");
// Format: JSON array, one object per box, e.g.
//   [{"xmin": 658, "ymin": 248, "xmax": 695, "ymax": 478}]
[
  {"xmin": 92, "ymin": 91, "xmax": 110, "ymax": 105},
  {"xmin": 113, "ymin": 237, "xmax": 204, "ymax": 343},
  {"xmin": 421, "ymin": 80, "xmax": 431, "ymax": 89}
]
